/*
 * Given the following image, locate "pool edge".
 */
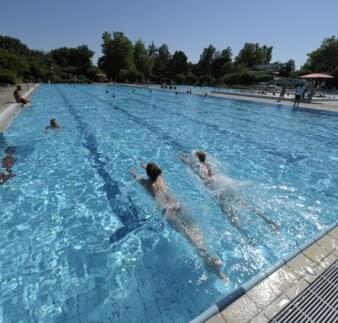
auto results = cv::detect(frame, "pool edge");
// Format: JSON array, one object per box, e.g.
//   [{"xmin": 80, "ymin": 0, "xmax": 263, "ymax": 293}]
[
  {"xmin": 191, "ymin": 222, "xmax": 338, "ymax": 323},
  {"xmin": 0, "ymin": 84, "xmax": 40, "ymax": 133}
]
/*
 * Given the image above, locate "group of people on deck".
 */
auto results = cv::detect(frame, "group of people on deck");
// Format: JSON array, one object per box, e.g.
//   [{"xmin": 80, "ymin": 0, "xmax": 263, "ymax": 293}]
[{"xmin": 130, "ymin": 150, "xmax": 279, "ymax": 281}]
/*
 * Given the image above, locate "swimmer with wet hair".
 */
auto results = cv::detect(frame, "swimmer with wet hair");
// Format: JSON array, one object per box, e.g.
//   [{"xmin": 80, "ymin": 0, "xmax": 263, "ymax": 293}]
[
  {"xmin": 130, "ymin": 162, "xmax": 227, "ymax": 281},
  {"xmin": 181, "ymin": 150, "xmax": 279, "ymax": 232},
  {"xmin": 45, "ymin": 118, "xmax": 61, "ymax": 132}
]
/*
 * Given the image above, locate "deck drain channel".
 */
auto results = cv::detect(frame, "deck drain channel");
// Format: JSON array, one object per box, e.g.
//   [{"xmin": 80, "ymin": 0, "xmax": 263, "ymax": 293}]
[{"xmin": 271, "ymin": 261, "xmax": 338, "ymax": 323}]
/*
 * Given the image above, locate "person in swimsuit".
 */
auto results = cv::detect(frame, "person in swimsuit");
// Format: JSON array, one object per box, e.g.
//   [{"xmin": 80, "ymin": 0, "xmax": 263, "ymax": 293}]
[
  {"xmin": 130, "ymin": 162, "xmax": 227, "ymax": 281},
  {"xmin": 2, "ymin": 154, "xmax": 15, "ymax": 171},
  {"xmin": 0, "ymin": 148, "xmax": 16, "ymax": 184},
  {"xmin": 45, "ymin": 118, "xmax": 61, "ymax": 132},
  {"xmin": 0, "ymin": 171, "xmax": 14, "ymax": 184},
  {"xmin": 181, "ymin": 151, "xmax": 279, "ymax": 232},
  {"xmin": 13, "ymin": 85, "xmax": 31, "ymax": 105}
]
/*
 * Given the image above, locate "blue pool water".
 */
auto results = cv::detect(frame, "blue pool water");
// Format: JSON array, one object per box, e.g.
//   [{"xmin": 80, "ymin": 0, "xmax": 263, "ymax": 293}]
[{"xmin": 1, "ymin": 84, "xmax": 338, "ymax": 323}]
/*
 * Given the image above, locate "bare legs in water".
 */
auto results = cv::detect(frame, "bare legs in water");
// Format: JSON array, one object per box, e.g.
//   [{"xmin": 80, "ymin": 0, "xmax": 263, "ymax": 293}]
[
  {"xmin": 181, "ymin": 151, "xmax": 280, "ymax": 232},
  {"xmin": 130, "ymin": 163, "xmax": 227, "ymax": 281}
]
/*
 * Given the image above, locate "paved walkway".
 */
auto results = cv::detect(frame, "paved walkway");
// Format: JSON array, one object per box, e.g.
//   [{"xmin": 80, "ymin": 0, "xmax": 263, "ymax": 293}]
[
  {"xmin": 209, "ymin": 91, "xmax": 338, "ymax": 114},
  {"xmin": 120, "ymin": 83, "xmax": 338, "ymax": 114}
]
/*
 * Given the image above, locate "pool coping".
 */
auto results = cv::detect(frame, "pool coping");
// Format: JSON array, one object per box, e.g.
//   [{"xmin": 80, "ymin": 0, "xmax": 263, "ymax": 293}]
[
  {"xmin": 190, "ymin": 222, "xmax": 338, "ymax": 323},
  {"xmin": 0, "ymin": 84, "xmax": 39, "ymax": 132}
]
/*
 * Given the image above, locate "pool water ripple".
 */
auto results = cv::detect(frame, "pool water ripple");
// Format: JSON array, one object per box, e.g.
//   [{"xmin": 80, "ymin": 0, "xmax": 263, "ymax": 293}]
[{"xmin": 0, "ymin": 84, "xmax": 337, "ymax": 322}]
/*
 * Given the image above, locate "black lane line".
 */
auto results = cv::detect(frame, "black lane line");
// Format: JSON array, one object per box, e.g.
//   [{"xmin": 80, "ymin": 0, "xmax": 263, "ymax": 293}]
[
  {"xmin": 121, "ymin": 94, "xmax": 308, "ymax": 164},
  {"xmin": 84, "ymin": 87, "xmax": 301, "ymax": 164},
  {"xmin": 75, "ymin": 88, "xmax": 274, "ymax": 243},
  {"xmin": 56, "ymin": 86, "xmax": 148, "ymax": 243},
  {"xmin": 76, "ymin": 86, "xmax": 191, "ymax": 153}
]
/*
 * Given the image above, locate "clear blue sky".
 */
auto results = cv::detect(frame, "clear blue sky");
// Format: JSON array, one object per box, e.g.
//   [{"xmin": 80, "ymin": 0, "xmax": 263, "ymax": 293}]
[{"xmin": 1, "ymin": 0, "xmax": 337, "ymax": 68}]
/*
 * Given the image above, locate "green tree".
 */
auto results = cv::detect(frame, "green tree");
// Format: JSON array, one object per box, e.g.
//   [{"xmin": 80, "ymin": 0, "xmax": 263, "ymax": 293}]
[
  {"xmin": 278, "ymin": 59, "xmax": 295, "ymax": 77},
  {"xmin": 185, "ymin": 71, "xmax": 198, "ymax": 85},
  {"xmin": 134, "ymin": 40, "xmax": 152, "ymax": 80},
  {"xmin": 0, "ymin": 36, "xmax": 31, "ymax": 57},
  {"xmin": 0, "ymin": 48, "xmax": 29, "ymax": 76},
  {"xmin": 197, "ymin": 45, "xmax": 216, "ymax": 76},
  {"xmin": 302, "ymin": 36, "xmax": 338, "ymax": 88},
  {"xmin": 169, "ymin": 50, "xmax": 189, "ymax": 77},
  {"xmin": 48, "ymin": 45, "xmax": 94, "ymax": 82},
  {"xmin": 148, "ymin": 42, "xmax": 157, "ymax": 59},
  {"xmin": 99, "ymin": 31, "xmax": 135, "ymax": 80},
  {"xmin": 235, "ymin": 43, "xmax": 273, "ymax": 67},
  {"xmin": 68, "ymin": 46, "xmax": 93, "ymax": 68},
  {"xmin": 152, "ymin": 44, "xmax": 171, "ymax": 80},
  {"xmin": 303, "ymin": 36, "xmax": 338, "ymax": 73},
  {"xmin": 212, "ymin": 47, "xmax": 232, "ymax": 80}
]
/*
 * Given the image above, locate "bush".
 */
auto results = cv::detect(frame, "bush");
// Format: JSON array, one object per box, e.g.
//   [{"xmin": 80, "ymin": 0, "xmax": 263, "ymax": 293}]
[
  {"xmin": 174, "ymin": 73, "xmax": 185, "ymax": 84},
  {"xmin": 118, "ymin": 69, "xmax": 142, "ymax": 83},
  {"xmin": 198, "ymin": 74, "xmax": 216, "ymax": 86},
  {"xmin": 0, "ymin": 69, "xmax": 17, "ymax": 84},
  {"xmin": 185, "ymin": 72, "xmax": 198, "ymax": 85},
  {"xmin": 223, "ymin": 70, "xmax": 273, "ymax": 85}
]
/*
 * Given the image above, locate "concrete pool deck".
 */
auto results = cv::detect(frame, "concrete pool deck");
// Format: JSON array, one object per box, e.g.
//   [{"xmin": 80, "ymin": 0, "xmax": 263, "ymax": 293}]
[
  {"xmin": 205, "ymin": 225, "xmax": 338, "ymax": 323},
  {"xmin": 0, "ymin": 83, "xmax": 38, "ymax": 132},
  {"xmin": 120, "ymin": 83, "xmax": 338, "ymax": 114},
  {"xmin": 209, "ymin": 91, "xmax": 338, "ymax": 114}
]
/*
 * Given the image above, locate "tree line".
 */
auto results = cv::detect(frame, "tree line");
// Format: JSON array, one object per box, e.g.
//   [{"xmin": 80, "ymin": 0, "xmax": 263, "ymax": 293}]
[{"xmin": 1, "ymin": 33, "xmax": 338, "ymax": 88}]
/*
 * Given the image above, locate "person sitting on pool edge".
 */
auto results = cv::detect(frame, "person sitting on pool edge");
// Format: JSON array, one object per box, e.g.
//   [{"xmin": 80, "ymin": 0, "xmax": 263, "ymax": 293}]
[
  {"xmin": 130, "ymin": 162, "xmax": 227, "ymax": 281},
  {"xmin": 45, "ymin": 118, "xmax": 61, "ymax": 132},
  {"xmin": 181, "ymin": 150, "xmax": 280, "ymax": 232},
  {"xmin": 13, "ymin": 85, "xmax": 31, "ymax": 106}
]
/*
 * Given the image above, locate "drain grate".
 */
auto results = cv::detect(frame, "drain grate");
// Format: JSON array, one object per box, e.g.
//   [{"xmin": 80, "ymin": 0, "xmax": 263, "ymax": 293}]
[{"xmin": 270, "ymin": 261, "xmax": 338, "ymax": 323}]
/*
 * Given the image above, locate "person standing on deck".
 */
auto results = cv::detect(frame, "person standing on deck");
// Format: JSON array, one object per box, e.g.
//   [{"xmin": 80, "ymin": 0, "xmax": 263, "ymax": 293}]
[{"xmin": 293, "ymin": 85, "xmax": 305, "ymax": 108}]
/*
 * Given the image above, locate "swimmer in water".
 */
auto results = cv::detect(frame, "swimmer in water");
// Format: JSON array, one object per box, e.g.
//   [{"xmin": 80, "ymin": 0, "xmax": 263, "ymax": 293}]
[
  {"xmin": 0, "ymin": 170, "xmax": 14, "ymax": 184},
  {"xmin": 2, "ymin": 154, "xmax": 15, "ymax": 171},
  {"xmin": 130, "ymin": 162, "xmax": 227, "ymax": 281},
  {"xmin": 181, "ymin": 151, "xmax": 279, "ymax": 232},
  {"xmin": 45, "ymin": 118, "xmax": 61, "ymax": 132}
]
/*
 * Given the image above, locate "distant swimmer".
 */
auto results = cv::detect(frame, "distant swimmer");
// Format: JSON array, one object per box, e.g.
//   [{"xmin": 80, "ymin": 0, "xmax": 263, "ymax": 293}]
[
  {"xmin": 130, "ymin": 162, "xmax": 227, "ymax": 281},
  {"xmin": 13, "ymin": 85, "xmax": 31, "ymax": 106},
  {"xmin": 181, "ymin": 151, "xmax": 279, "ymax": 232},
  {"xmin": 0, "ymin": 170, "xmax": 15, "ymax": 184},
  {"xmin": 45, "ymin": 118, "xmax": 61, "ymax": 132},
  {"xmin": 2, "ymin": 154, "xmax": 15, "ymax": 171}
]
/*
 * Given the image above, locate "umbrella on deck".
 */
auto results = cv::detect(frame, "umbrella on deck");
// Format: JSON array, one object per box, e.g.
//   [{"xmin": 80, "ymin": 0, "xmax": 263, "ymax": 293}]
[
  {"xmin": 300, "ymin": 73, "xmax": 334, "ymax": 79},
  {"xmin": 300, "ymin": 73, "xmax": 334, "ymax": 102}
]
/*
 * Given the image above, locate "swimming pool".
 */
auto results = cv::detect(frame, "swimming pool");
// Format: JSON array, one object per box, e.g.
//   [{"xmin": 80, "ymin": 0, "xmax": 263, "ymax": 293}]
[{"xmin": 1, "ymin": 84, "xmax": 338, "ymax": 322}]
